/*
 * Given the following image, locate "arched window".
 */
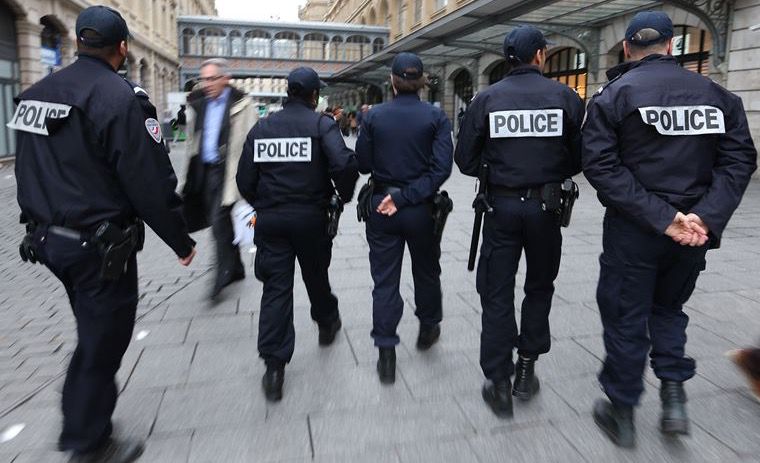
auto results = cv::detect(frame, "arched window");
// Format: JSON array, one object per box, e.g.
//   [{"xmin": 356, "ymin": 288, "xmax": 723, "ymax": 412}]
[
  {"xmin": 273, "ymin": 32, "xmax": 299, "ymax": 59},
  {"xmin": 373, "ymin": 38, "xmax": 385, "ymax": 54},
  {"xmin": 330, "ymin": 36, "xmax": 344, "ymax": 61},
  {"xmin": 199, "ymin": 28, "xmax": 226, "ymax": 56},
  {"xmin": 346, "ymin": 35, "xmax": 371, "ymax": 61},
  {"xmin": 40, "ymin": 16, "xmax": 63, "ymax": 73},
  {"xmin": 229, "ymin": 30, "xmax": 243, "ymax": 57},
  {"xmin": 303, "ymin": 33, "xmax": 329, "ymax": 60},
  {"xmin": 182, "ymin": 28, "xmax": 197, "ymax": 54},
  {"xmin": 544, "ymin": 47, "xmax": 587, "ymax": 99},
  {"xmin": 672, "ymin": 25, "xmax": 711, "ymax": 75},
  {"xmin": 245, "ymin": 30, "xmax": 271, "ymax": 58},
  {"xmin": 453, "ymin": 69, "xmax": 473, "ymax": 114},
  {"xmin": 488, "ymin": 60, "xmax": 510, "ymax": 85}
]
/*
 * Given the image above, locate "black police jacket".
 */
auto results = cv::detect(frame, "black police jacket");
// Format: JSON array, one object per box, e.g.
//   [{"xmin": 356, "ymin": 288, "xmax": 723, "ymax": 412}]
[
  {"xmin": 455, "ymin": 66, "xmax": 584, "ymax": 187},
  {"xmin": 582, "ymin": 54, "xmax": 757, "ymax": 237},
  {"xmin": 236, "ymin": 99, "xmax": 359, "ymax": 209},
  {"xmin": 356, "ymin": 93, "xmax": 453, "ymax": 207},
  {"xmin": 11, "ymin": 55, "xmax": 195, "ymax": 258}
]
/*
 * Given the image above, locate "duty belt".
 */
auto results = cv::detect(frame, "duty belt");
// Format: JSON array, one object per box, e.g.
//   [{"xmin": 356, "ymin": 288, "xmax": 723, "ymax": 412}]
[
  {"xmin": 48, "ymin": 225, "xmax": 90, "ymax": 242},
  {"xmin": 489, "ymin": 185, "xmax": 543, "ymax": 199},
  {"xmin": 373, "ymin": 182, "xmax": 403, "ymax": 196}
]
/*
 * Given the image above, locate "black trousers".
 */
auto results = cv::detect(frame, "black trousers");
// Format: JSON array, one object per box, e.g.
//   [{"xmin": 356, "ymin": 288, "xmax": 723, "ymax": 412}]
[
  {"xmin": 366, "ymin": 195, "xmax": 442, "ymax": 348},
  {"xmin": 254, "ymin": 205, "xmax": 339, "ymax": 365},
  {"xmin": 597, "ymin": 211, "xmax": 706, "ymax": 407},
  {"xmin": 202, "ymin": 163, "xmax": 244, "ymax": 285},
  {"xmin": 477, "ymin": 196, "xmax": 562, "ymax": 381},
  {"xmin": 34, "ymin": 230, "xmax": 137, "ymax": 453}
]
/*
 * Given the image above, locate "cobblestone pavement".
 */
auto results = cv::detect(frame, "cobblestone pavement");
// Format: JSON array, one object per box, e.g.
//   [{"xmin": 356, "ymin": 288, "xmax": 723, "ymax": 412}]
[{"xmin": 1, "ymin": 145, "xmax": 759, "ymax": 462}]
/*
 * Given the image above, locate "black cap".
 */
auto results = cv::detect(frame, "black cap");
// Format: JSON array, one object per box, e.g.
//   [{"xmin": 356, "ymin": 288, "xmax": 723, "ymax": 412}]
[
  {"xmin": 76, "ymin": 6, "xmax": 130, "ymax": 48},
  {"xmin": 287, "ymin": 67, "xmax": 326, "ymax": 94},
  {"xmin": 625, "ymin": 11, "xmax": 673, "ymax": 46},
  {"xmin": 391, "ymin": 52, "xmax": 423, "ymax": 80},
  {"xmin": 503, "ymin": 26, "xmax": 550, "ymax": 63}
]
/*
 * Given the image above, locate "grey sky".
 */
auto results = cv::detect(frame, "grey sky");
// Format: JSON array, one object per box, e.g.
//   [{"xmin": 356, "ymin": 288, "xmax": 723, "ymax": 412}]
[{"xmin": 215, "ymin": 0, "xmax": 304, "ymax": 21}]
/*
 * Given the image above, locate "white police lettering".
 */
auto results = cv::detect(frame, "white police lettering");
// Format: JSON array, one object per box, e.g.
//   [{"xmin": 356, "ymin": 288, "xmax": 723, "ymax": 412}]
[
  {"xmin": 489, "ymin": 109, "xmax": 563, "ymax": 138},
  {"xmin": 253, "ymin": 138, "xmax": 312, "ymax": 163},
  {"xmin": 638, "ymin": 105, "xmax": 725, "ymax": 136},
  {"xmin": 6, "ymin": 100, "xmax": 71, "ymax": 136}
]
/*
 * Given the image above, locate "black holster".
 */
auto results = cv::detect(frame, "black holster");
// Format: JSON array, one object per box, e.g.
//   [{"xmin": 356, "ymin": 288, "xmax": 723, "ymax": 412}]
[
  {"xmin": 327, "ymin": 194, "xmax": 344, "ymax": 239},
  {"xmin": 431, "ymin": 191, "xmax": 454, "ymax": 241},
  {"xmin": 540, "ymin": 180, "xmax": 579, "ymax": 228},
  {"xmin": 19, "ymin": 222, "xmax": 39, "ymax": 264},
  {"xmin": 93, "ymin": 221, "xmax": 144, "ymax": 281},
  {"xmin": 356, "ymin": 178, "xmax": 374, "ymax": 222}
]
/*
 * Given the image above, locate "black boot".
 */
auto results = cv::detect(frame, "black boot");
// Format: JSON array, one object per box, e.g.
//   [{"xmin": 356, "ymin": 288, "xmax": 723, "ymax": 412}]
[
  {"xmin": 377, "ymin": 347, "xmax": 396, "ymax": 384},
  {"xmin": 416, "ymin": 323, "xmax": 441, "ymax": 350},
  {"xmin": 660, "ymin": 380, "xmax": 689, "ymax": 435},
  {"xmin": 482, "ymin": 379, "xmax": 514, "ymax": 418},
  {"xmin": 318, "ymin": 318, "xmax": 342, "ymax": 346},
  {"xmin": 593, "ymin": 398, "xmax": 635, "ymax": 448},
  {"xmin": 512, "ymin": 355, "xmax": 540, "ymax": 401},
  {"xmin": 262, "ymin": 363, "xmax": 285, "ymax": 402},
  {"xmin": 68, "ymin": 438, "xmax": 144, "ymax": 463}
]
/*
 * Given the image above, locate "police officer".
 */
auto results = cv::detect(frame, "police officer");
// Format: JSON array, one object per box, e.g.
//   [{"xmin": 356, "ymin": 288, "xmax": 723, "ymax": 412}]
[
  {"xmin": 455, "ymin": 26, "xmax": 584, "ymax": 418},
  {"xmin": 583, "ymin": 11, "xmax": 757, "ymax": 448},
  {"xmin": 236, "ymin": 67, "xmax": 358, "ymax": 401},
  {"xmin": 10, "ymin": 6, "xmax": 196, "ymax": 463},
  {"xmin": 356, "ymin": 52, "xmax": 453, "ymax": 384}
]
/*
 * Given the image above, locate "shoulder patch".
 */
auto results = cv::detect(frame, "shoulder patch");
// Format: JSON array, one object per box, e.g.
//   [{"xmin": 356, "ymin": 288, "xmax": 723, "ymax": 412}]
[
  {"xmin": 6, "ymin": 100, "xmax": 71, "ymax": 136},
  {"xmin": 145, "ymin": 118, "xmax": 162, "ymax": 143},
  {"xmin": 133, "ymin": 86, "xmax": 149, "ymax": 98}
]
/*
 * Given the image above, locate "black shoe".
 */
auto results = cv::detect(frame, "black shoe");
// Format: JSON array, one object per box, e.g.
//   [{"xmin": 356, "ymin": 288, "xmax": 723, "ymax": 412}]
[
  {"xmin": 416, "ymin": 323, "xmax": 441, "ymax": 350},
  {"xmin": 593, "ymin": 398, "xmax": 635, "ymax": 448},
  {"xmin": 68, "ymin": 438, "xmax": 144, "ymax": 463},
  {"xmin": 318, "ymin": 318, "xmax": 342, "ymax": 346},
  {"xmin": 209, "ymin": 269, "xmax": 246, "ymax": 301},
  {"xmin": 482, "ymin": 379, "xmax": 514, "ymax": 418},
  {"xmin": 262, "ymin": 365, "xmax": 284, "ymax": 402},
  {"xmin": 377, "ymin": 347, "xmax": 396, "ymax": 384},
  {"xmin": 512, "ymin": 355, "xmax": 540, "ymax": 401},
  {"xmin": 660, "ymin": 380, "xmax": 689, "ymax": 435}
]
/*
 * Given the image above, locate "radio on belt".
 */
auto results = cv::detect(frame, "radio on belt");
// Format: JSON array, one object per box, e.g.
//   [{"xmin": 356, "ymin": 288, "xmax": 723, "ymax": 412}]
[{"xmin": 253, "ymin": 137, "xmax": 312, "ymax": 163}]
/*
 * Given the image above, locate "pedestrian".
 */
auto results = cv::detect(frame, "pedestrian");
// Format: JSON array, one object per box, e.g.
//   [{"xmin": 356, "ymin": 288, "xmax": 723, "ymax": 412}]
[
  {"xmin": 10, "ymin": 6, "xmax": 196, "ymax": 462},
  {"xmin": 456, "ymin": 106, "xmax": 465, "ymax": 135},
  {"xmin": 184, "ymin": 58, "xmax": 258, "ymax": 300},
  {"xmin": 454, "ymin": 26, "xmax": 584, "ymax": 418},
  {"xmin": 172, "ymin": 104, "xmax": 187, "ymax": 143},
  {"xmin": 356, "ymin": 52, "xmax": 453, "ymax": 384},
  {"xmin": 236, "ymin": 67, "xmax": 359, "ymax": 401},
  {"xmin": 582, "ymin": 11, "xmax": 757, "ymax": 448}
]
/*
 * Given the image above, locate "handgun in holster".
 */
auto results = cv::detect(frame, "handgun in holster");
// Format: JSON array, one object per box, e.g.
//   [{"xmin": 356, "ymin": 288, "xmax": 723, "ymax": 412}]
[
  {"xmin": 19, "ymin": 222, "xmax": 39, "ymax": 264},
  {"xmin": 327, "ymin": 193, "xmax": 344, "ymax": 239},
  {"xmin": 93, "ymin": 221, "xmax": 143, "ymax": 281},
  {"xmin": 356, "ymin": 177, "xmax": 375, "ymax": 222},
  {"xmin": 431, "ymin": 191, "xmax": 454, "ymax": 242},
  {"xmin": 558, "ymin": 179, "xmax": 579, "ymax": 227}
]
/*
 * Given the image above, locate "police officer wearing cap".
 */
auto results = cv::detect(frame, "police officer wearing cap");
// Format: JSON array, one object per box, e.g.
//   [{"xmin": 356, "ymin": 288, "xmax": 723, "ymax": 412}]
[
  {"xmin": 237, "ymin": 67, "xmax": 358, "ymax": 401},
  {"xmin": 583, "ymin": 11, "xmax": 757, "ymax": 448},
  {"xmin": 356, "ymin": 52, "xmax": 453, "ymax": 384},
  {"xmin": 10, "ymin": 6, "xmax": 196, "ymax": 463},
  {"xmin": 455, "ymin": 26, "xmax": 584, "ymax": 418}
]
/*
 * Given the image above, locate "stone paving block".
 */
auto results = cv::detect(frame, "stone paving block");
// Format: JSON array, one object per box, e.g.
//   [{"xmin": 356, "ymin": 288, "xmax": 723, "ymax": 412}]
[
  {"xmin": 188, "ymin": 338, "xmax": 259, "ymax": 384},
  {"xmin": 396, "ymin": 315, "xmax": 479, "ymax": 356},
  {"xmin": 287, "ymin": 330, "xmax": 358, "ymax": 373},
  {"xmin": 398, "ymin": 352, "xmax": 482, "ymax": 400},
  {"xmin": 468, "ymin": 424, "xmax": 584, "ymax": 463},
  {"xmin": 695, "ymin": 356, "xmax": 749, "ymax": 391},
  {"xmin": 185, "ymin": 313, "xmax": 254, "ymax": 342},
  {"xmin": 0, "ymin": 405, "xmax": 60, "ymax": 454},
  {"xmin": 689, "ymin": 392, "xmax": 760, "ymax": 455},
  {"xmin": 309, "ymin": 399, "xmax": 475, "ymax": 456},
  {"xmin": 539, "ymin": 338, "xmax": 602, "ymax": 379},
  {"xmin": 126, "ymin": 344, "xmax": 195, "ymax": 391},
  {"xmin": 548, "ymin": 303, "xmax": 603, "ymax": 339},
  {"xmin": 313, "ymin": 449, "xmax": 400, "ymax": 463},
  {"xmin": 154, "ymin": 379, "xmax": 266, "ymax": 433},
  {"xmin": 112, "ymin": 389, "xmax": 164, "ymax": 440},
  {"xmin": 131, "ymin": 319, "xmax": 190, "ymax": 346},
  {"xmin": 685, "ymin": 325, "xmax": 740, "ymax": 359},
  {"xmin": 396, "ymin": 437, "xmax": 479, "ymax": 463},
  {"xmin": 188, "ymin": 421, "xmax": 311, "ymax": 463},
  {"xmin": 8, "ymin": 450, "xmax": 69, "ymax": 463},
  {"xmin": 552, "ymin": 280, "xmax": 598, "ymax": 304},
  {"xmin": 343, "ymin": 324, "xmax": 414, "ymax": 366},
  {"xmin": 140, "ymin": 432, "xmax": 193, "ymax": 463}
]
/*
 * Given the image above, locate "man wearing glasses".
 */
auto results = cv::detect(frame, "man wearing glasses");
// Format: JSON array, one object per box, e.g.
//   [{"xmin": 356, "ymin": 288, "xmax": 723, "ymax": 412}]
[{"xmin": 185, "ymin": 58, "xmax": 258, "ymax": 300}]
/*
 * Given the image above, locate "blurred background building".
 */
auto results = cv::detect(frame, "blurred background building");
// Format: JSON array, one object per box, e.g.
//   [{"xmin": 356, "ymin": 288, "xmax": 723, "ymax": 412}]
[{"xmin": 0, "ymin": 0, "xmax": 216, "ymax": 158}]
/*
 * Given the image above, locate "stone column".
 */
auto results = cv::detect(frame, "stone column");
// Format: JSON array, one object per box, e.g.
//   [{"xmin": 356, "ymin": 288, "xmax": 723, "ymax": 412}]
[
  {"xmin": 726, "ymin": 0, "xmax": 760, "ymax": 148},
  {"xmin": 16, "ymin": 20, "xmax": 43, "ymax": 90}
]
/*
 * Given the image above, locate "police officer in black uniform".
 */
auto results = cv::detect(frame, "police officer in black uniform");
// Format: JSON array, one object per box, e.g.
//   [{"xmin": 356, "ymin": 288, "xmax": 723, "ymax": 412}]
[
  {"xmin": 582, "ymin": 11, "xmax": 757, "ymax": 448},
  {"xmin": 356, "ymin": 52, "xmax": 453, "ymax": 384},
  {"xmin": 236, "ymin": 67, "xmax": 358, "ymax": 401},
  {"xmin": 10, "ymin": 6, "xmax": 196, "ymax": 463},
  {"xmin": 455, "ymin": 26, "xmax": 584, "ymax": 418}
]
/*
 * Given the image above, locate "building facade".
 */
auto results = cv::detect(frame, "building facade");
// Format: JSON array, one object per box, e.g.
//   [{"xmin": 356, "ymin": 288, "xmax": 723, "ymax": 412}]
[
  {"xmin": 0, "ymin": 0, "xmax": 216, "ymax": 158},
  {"xmin": 300, "ymin": 0, "xmax": 760, "ymax": 147}
]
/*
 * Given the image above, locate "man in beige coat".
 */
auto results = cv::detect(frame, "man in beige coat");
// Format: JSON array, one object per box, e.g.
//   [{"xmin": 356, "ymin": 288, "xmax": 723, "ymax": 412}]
[{"xmin": 185, "ymin": 58, "xmax": 258, "ymax": 300}]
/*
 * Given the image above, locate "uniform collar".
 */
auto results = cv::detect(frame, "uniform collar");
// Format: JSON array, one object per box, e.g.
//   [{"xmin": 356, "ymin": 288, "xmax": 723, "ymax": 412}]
[
  {"xmin": 76, "ymin": 53, "xmax": 118, "ymax": 73},
  {"xmin": 507, "ymin": 65, "xmax": 542, "ymax": 77},
  {"xmin": 284, "ymin": 98, "xmax": 316, "ymax": 110},
  {"xmin": 606, "ymin": 54, "xmax": 677, "ymax": 80},
  {"xmin": 393, "ymin": 92, "xmax": 421, "ymax": 102}
]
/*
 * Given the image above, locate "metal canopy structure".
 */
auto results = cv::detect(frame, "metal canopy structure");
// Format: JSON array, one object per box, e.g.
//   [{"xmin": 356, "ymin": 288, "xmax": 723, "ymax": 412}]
[{"xmin": 332, "ymin": 0, "xmax": 726, "ymax": 85}]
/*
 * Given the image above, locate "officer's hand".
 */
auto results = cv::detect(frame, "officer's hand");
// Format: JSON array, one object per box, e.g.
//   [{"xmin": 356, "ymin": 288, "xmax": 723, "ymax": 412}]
[
  {"xmin": 684, "ymin": 213, "xmax": 709, "ymax": 236},
  {"xmin": 179, "ymin": 247, "xmax": 196, "ymax": 266},
  {"xmin": 377, "ymin": 195, "xmax": 398, "ymax": 216},
  {"xmin": 665, "ymin": 212, "xmax": 708, "ymax": 247}
]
